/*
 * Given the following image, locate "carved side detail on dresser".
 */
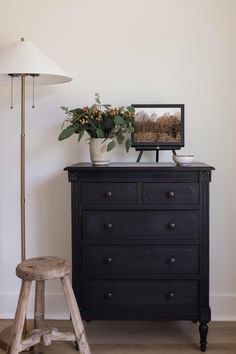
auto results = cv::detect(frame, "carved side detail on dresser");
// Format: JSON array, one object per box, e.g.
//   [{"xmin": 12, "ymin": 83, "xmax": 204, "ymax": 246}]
[
  {"xmin": 199, "ymin": 171, "xmax": 211, "ymax": 183},
  {"xmin": 68, "ymin": 171, "xmax": 79, "ymax": 183}
]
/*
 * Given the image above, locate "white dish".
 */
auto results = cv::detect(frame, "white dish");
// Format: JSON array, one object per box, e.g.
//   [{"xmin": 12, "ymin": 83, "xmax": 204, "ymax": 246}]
[{"xmin": 172, "ymin": 155, "xmax": 194, "ymax": 165}]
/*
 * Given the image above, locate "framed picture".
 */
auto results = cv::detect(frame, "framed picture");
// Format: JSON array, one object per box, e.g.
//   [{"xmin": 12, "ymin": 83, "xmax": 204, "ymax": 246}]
[{"xmin": 131, "ymin": 104, "xmax": 184, "ymax": 150}]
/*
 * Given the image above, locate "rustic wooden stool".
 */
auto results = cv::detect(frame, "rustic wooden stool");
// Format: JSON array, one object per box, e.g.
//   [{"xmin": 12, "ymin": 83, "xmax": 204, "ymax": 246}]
[{"xmin": 8, "ymin": 256, "xmax": 91, "ymax": 354}]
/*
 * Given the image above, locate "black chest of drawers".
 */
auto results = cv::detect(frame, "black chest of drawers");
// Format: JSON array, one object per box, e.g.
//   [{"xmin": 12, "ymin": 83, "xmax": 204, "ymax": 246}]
[{"xmin": 65, "ymin": 162, "xmax": 214, "ymax": 352}]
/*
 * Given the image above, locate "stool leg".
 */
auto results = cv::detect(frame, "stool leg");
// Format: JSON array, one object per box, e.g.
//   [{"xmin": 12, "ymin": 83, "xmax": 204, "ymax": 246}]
[
  {"xmin": 34, "ymin": 280, "xmax": 45, "ymax": 354},
  {"xmin": 9, "ymin": 280, "xmax": 32, "ymax": 354},
  {"xmin": 61, "ymin": 275, "xmax": 91, "ymax": 354}
]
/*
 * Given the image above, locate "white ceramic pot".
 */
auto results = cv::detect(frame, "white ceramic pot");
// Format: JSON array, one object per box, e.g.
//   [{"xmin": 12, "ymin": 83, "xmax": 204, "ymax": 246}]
[{"xmin": 89, "ymin": 138, "xmax": 112, "ymax": 166}]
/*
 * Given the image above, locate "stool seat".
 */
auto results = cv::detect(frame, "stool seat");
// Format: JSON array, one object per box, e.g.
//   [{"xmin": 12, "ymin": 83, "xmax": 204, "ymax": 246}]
[{"xmin": 16, "ymin": 256, "xmax": 70, "ymax": 281}]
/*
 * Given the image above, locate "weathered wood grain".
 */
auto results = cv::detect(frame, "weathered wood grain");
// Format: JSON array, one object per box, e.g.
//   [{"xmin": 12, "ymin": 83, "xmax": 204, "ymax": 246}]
[{"xmin": 16, "ymin": 257, "xmax": 70, "ymax": 281}]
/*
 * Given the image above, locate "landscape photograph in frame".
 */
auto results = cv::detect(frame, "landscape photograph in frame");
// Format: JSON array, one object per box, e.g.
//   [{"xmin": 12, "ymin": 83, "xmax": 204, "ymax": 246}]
[{"xmin": 131, "ymin": 104, "xmax": 184, "ymax": 149}]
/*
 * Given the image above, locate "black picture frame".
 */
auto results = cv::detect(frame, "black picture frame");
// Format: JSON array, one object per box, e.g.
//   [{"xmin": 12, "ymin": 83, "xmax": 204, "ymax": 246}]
[{"xmin": 131, "ymin": 104, "xmax": 185, "ymax": 151}]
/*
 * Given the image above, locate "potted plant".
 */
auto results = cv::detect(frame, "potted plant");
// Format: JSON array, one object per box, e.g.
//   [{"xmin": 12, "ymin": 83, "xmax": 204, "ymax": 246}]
[{"xmin": 58, "ymin": 93, "xmax": 135, "ymax": 165}]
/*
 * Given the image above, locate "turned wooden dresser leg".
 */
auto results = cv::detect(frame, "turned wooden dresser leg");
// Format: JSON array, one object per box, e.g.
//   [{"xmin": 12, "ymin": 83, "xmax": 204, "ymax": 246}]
[
  {"xmin": 34, "ymin": 280, "xmax": 45, "ymax": 354},
  {"xmin": 199, "ymin": 321, "xmax": 208, "ymax": 352},
  {"xmin": 9, "ymin": 280, "xmax": 32, "ymax": 354},
  {"xmin": 61, "ymin": 275, "xmax": 91, "ymax": 354}
]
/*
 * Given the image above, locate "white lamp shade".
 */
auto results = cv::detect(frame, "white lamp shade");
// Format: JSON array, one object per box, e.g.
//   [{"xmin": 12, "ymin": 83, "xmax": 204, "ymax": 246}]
[{"xmin": 0, "ymin": 39, "xmax": 72, "ymax": 85}]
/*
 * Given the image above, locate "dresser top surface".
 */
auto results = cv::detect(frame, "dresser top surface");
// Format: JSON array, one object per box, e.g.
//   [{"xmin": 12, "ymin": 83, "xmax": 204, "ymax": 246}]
[{"xmin": 65, "ymin": 162, "xmax": 214, "ymax": 171}]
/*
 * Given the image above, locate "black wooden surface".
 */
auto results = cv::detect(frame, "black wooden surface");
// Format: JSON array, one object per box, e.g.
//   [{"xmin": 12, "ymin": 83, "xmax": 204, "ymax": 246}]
[
  {"xmin": 83, "ymin": 245, "xmax": 199, "ymax": 277},
  {"xmin": 83, "ymin": 280, "xmax": 198, "ymax": 307},
  {"xmin": 82, "ymin": 210, "xmax": 200, "ymax": 241},
  {"xmin": 81, "ymin": 182, "xmax": 138, "ymax": 205},
  {"xmin": 66, "ymin": 162, "xmax": 214, "ymax": 351},
  {"xmin": 142, "ymin": 182, "xmax": 199, "ymax": 204}
]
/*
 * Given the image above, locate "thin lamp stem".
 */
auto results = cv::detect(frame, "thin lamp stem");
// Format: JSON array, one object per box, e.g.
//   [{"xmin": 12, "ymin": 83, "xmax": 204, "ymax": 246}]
[{"xmin": 21, "ymin": 74, "xmax": 26, "ymax": 261}]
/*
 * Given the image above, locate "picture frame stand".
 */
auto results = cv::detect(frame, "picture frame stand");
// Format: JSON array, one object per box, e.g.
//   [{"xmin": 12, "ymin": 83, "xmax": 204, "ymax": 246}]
[{"xmin": 136, "ymin": 148, "xmax": 177, "ymax": 163}]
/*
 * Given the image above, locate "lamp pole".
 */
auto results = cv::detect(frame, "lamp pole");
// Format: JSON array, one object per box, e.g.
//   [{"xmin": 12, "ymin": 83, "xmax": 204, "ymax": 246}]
[{"xmin": 20, "ymin": 73, "xmax": 26, "ymax": 261}]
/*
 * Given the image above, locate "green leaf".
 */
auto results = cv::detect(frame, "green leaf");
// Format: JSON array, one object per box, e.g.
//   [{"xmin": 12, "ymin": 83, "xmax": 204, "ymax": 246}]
[
  {"xmin": 69, "ymin": 108, "xmax": 84, "ymax": 115},
  {"xmin": 88, "ymin": 119, "xmax": 97, "ymax": 130},
  {"xmin": 127, "ymin": 106, "xmax": 135, "ymax": 113},
  {"xmin": 95, "ymin": 93, "xmax": 101, "ymax": 104},
  {"xmin": 61, "ymin": 106, "xmax": 69, "ymax": 113},
  {"xmin": 96, "ymin": 128, "xmax": 105, "ymax": 138},
  {"xmin": 116, "ymin": 134, "xmax": 124, "ymax": 145},
  {"xmin": 104, "ymin": 116, "xmax": 114, "ymax": 130},
  {"xmin": 78, "ymin": 130, "xmax": 84, "ymax": 142},
  {"xmin": 114, "ymin": 115, "xmax": 125, "ymax": 125},
  {"xmin": 107, "ymin": 140, "xmax": 116, "ymax": 151},
  {"xmin": 103, "ymin": 104, "xmax": 111, "ymax": 109},
  {"xmin": 125, "ymin": 138, "xmax": 131, "ymax": 152},
  {"xmin": 89, "ymin": 104, "xmax": 98, "ymax": 114},
  {"xmin": 70, "ymin": 112, "xmax": 86, "ymax": 124},
  {"xmin": 58, "ymin": 125, "xmax": 75, "ymax": 140}
]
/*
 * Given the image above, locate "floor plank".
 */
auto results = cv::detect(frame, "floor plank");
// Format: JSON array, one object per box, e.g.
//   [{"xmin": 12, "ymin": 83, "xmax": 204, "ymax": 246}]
[{"xmin": 0, "ymin": 320, "xmax": 235, "ymax": 353}]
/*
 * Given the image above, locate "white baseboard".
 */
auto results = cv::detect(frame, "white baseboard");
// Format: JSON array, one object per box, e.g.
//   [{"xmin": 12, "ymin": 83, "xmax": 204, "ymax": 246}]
[
  {"xmin": 1, "ymin": 292, "xmax": 236, "ymax": 321},
  {"xmin": 0, "ymin": 292, "xmax": 70, "ymax": 320}
]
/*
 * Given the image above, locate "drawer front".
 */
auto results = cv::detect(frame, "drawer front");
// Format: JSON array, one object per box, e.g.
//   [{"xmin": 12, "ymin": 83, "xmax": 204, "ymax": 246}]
[
  {"xmin": 83, "ymin": 280, "xmax": 198, "ymax": 307},
  {"xmin": 143, "ymin": 183, "xmax": 199, "ymax": 204},
  {"xmin": 81, "ymin": 182, "xmax": 137, "ymax": 205},
  {"xmin": 82, "ymin": 210, "xmax": 199, "ymax": 241},
  {"xmin": 83, "ymin": 246, "xmax": 199, "ymax": 277}
]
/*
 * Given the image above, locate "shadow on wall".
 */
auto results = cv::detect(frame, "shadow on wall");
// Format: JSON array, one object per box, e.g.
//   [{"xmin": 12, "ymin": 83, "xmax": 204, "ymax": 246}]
[
  {"xmin": 27, "ymin": 124, "xmax": 86, "ymax": 263},
  {"xmin": 31, "ymin": 173, "xmax": 71, "ymax": 259}
]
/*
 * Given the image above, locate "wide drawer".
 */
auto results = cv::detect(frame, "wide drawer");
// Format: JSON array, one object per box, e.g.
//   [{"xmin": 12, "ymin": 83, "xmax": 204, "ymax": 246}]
[
  {"xmin": 83, "ymin": 280, "xmax": 198, "ymax": 307},
  {"xmin": 81, "ymin": 182, "xmax": 137, "ymax": 205},
  {"xmin": 143, "ymin": 183, "xmax": 199, "ymax": 204},
  {"xmin": 83, "ymin": 246, "xmax": 199, "ymax": 277},
  {"xmin": 82, "ymin": 210, "xmax": 200, "ymax": 241}
]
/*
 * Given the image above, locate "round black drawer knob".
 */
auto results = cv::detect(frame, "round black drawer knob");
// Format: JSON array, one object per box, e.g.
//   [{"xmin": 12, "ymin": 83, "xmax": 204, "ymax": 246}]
[
  {"xmin": 104, "ymin": 291, "xmax": 112, "ymax": 299},
  {"xmin": 167, "ymin": 292, "xmax": 175, "ymax": 300},
  {"xmin": 104, "ymin": 191, "xmax": 112, "ymax": 198},
  {"xmin": 105, "ymin": 257, "xmax": 113, "ymax": 264},
  {"xmin": 169, "ymin": 222, "xmax": 176, "ymax": 229},
  {"xmin": 168, "ymin": 257, "xmax": 176, "ymax": 264},
  {"xmin": 168, "ymin": 191, "xmax": 175, "ymax": 198},
  {"xmin": 105, "ymin": 223, "xmax": 113, "ymax": 230}
]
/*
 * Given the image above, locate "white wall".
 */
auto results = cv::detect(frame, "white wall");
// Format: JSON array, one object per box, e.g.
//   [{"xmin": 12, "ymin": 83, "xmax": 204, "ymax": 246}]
[{"xmin": 0, "ymin": 0, "xmax": 235, "ymax": 320}]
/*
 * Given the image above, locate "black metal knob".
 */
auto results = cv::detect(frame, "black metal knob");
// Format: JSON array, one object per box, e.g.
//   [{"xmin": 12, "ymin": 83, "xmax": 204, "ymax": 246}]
[
  {"xmin": 167, "ymin": 292, "xmax": 175, "ymax": 300},
  {"xmin": 169, "ymin": 222, "xmax": 176, "ymax": 229},
  {"xmin": 168, "ymin": 257, "xmax": 176, "ymax": 265},
  {"xmin": 104, "ymin": 191, "xmax": 112, "ymax": 198},
  {"xmin": 105, "ymin": 257, "xmax": 113, "ymax": 264},
  {"xmin": 105, "ymin": 223, "xmax": 113, "ymax": 230},
  {"xmin": 104, "ymin": 291, "xmax": 112, "ymax": 299},
  {"xmin": 168, "ymin": 191, "xmax": 175, "ymax": 198}
]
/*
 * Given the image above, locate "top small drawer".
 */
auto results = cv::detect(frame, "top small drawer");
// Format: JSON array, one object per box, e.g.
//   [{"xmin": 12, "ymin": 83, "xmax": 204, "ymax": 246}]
[
  {"xmin": 143, "ymin": 183, "xmax": 199, "ymax": 205},
  {"xmin": 81, "ymin": 182, "xmax": 137, "ymax": 205}
]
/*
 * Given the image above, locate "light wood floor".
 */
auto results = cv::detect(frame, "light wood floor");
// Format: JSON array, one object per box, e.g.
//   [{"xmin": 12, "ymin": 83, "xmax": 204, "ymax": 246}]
[{"xmin": 0, "ymin": 320, "xmax": 236, "ymax": 353}]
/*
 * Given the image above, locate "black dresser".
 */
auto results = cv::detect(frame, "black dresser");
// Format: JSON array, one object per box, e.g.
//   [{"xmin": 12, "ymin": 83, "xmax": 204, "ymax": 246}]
[{"xmin": 65, "ymin": 162, "xmax": 214, "ymax": 352}]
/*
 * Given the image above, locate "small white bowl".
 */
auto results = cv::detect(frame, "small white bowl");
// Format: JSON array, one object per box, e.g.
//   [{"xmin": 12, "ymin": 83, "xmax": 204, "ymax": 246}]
[{"xmin": 172, "ymin": 155, "xmax": 194, "ymax": 165}]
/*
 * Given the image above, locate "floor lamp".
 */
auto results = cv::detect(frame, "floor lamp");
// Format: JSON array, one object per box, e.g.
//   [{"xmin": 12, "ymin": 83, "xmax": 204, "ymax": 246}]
[{"xmin": 0, "ymin": 38, "xmax": 72, "ymax": 350}]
